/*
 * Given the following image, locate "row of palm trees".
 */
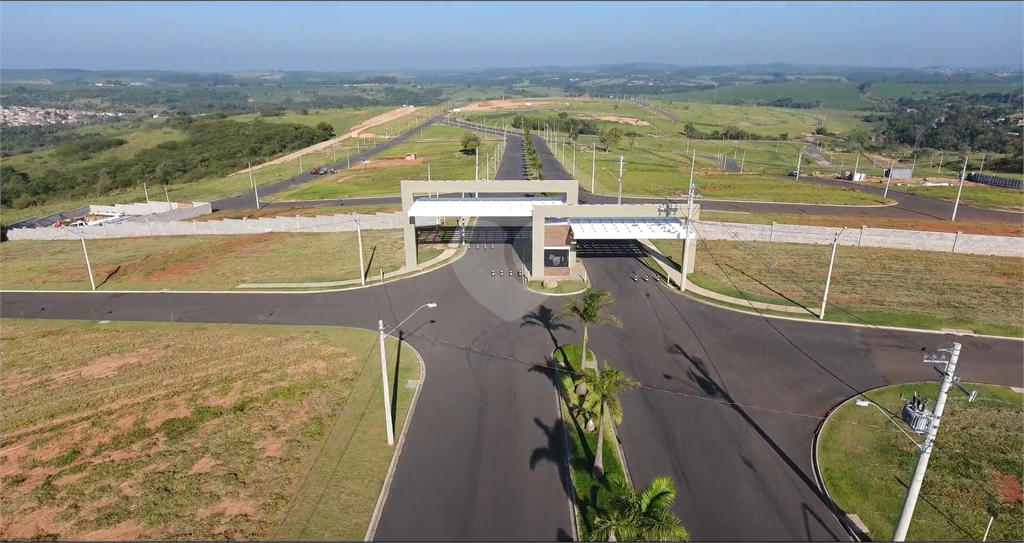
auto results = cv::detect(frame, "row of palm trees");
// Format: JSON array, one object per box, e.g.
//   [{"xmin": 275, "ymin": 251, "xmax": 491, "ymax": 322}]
[{"xmin": 559, "ymin": 289, "xmax": 690, "ymax": 542}]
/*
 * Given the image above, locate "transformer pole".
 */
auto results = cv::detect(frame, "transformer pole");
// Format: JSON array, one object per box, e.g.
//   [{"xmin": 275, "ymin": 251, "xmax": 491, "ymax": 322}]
[{"xmin": 893, "ymin": 343, "xmax": 963, "ymax": 541}]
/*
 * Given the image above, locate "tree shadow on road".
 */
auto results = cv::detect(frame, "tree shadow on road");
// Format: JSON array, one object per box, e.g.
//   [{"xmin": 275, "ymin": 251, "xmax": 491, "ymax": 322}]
[{"xmin": 521, "ymin": 305, "xmax": 575, "ymax": 350}]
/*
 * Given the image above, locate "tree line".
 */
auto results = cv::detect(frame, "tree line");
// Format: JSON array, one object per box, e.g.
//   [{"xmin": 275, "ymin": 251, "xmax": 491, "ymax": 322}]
[{"xmin": 0, "ymin": 115, "xmax": 334, "ymax": 211}]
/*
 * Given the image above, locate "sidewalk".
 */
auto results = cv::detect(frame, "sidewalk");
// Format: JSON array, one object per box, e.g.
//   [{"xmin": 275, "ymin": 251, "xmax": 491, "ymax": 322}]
[
  {"xmin": 235, "ymin": 224, "xmax": 465, "ymax": 289},
  {"xmin": 637, "ymin": 239, "xmax": 817, "ymax": 316}
]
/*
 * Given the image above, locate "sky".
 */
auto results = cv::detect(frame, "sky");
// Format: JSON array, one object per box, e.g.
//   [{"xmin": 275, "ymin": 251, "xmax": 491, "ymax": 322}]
[{"xmin": 2, "ymin": 1, "xmax": 1022, "ymax": 72}]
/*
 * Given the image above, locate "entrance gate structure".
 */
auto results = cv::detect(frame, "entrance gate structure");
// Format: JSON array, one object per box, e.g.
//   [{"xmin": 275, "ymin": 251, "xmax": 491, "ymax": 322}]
[{"xmin": 401, "ymin": 180, "xmax": 699, "ymax": 282}]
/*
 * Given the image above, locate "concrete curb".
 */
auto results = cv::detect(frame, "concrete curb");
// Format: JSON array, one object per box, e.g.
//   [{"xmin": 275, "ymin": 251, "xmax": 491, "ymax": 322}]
[
  {"xmin": 523, "ymin": 274, "xmax": 591, "ymax": 297},
  {"xmin": 555, "ymin": 387, "xmax": 582, "ymax": 542},
  {"xmin": 812, "ymin": 396, "xmax": 865, "ymax": 542},
  {"xmin": 364, "ymin": 340, "xmax": 427, "ymax": 542}
]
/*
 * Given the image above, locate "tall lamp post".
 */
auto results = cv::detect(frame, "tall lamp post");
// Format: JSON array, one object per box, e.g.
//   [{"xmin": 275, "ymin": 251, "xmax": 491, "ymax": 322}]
[{"xmin": 378, "ymin": 302, "xmax": 437, "ymax": 445}]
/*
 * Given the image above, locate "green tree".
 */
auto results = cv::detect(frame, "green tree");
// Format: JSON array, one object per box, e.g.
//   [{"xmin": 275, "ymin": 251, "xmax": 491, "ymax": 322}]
[
  {"xmin": 590, "ymin": 475, "xmax": 690, "ymax": 542},
  {"xmin": 315, "ymin": 121, "xmax": 335, "ymax": 138},
  {"xmin": 560, "ymin": 289, "xmax": 621, "ymax": 371},
  {"xmin": 579, "ymin": 362, "xmax": 639, "ymax": 478},
  {"xmin": 461, "ymin": 132, "xmax": 482, "ymax": 154},
  {"xmin": 599, "ymin": 127, "xmax": 623, "ymax": 152}
]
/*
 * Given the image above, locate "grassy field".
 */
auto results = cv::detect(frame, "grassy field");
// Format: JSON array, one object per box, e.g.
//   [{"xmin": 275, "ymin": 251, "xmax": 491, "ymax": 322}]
[
  {"xmin": 0, "ymin": 319, "xmax": 419, "ymax": 541},
  {"xmin": 196, "ymin": 204, "xmax": 403, "ymax": 222},
  {"xmin": 699, "ymin": 211, "xmax": 1024, "ymax": 237},
  {"xmin": 868, "ymin": 82, "xmax": 1020, "ymax": 99},
  {"xmin": 274, "ymin": 136, "xmax": 499, "ymax": 200},
  {"xmin": 551, "ymin": 344, "xmax": 630, "ymax": 542},
  {"xmin": 657, "ymin": 81, "xmax": 873, "ymax": 110},
  {"xmin": 227, "ymin": 106, "xmax": 392, "ymax": 134},
  {"xmin": 649, "ymin": 239, "xmax": 1023, "ymax": 336},
  {"xmin": 819, "ymin": 382, "xmax": 1022, "ymax": 542},
  {"xmin": 0, "ymin": 231, "xmax": 427, "ymax": 291},
  {"xmin": 561, "ymin": 139, "xmax": 887, "ymax": 204},
  {"xmin": 897, "ymin": 184, "xmax": 1023, "ymax": 212},
  {"xmin": 2, "ymin": 124, "xmax": 187, "ymax": 179}
]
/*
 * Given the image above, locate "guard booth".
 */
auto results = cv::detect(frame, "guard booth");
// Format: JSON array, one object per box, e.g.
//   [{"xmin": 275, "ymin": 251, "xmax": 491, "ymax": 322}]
[{"xmin": 401, "ymin": 180, "xmax": 699, "ymax": 281}]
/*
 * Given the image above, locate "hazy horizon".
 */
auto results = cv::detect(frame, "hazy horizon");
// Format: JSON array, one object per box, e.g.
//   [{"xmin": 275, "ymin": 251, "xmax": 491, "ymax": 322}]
[{"xmin": 2, "ymin": 1, "xmax": 1022, "ymax": 73}]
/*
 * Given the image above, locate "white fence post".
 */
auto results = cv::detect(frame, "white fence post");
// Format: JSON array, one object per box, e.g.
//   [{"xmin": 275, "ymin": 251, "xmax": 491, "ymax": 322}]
[{"xmin": 296, "ymin": 216, "xmax": 302, "ymax": 232}]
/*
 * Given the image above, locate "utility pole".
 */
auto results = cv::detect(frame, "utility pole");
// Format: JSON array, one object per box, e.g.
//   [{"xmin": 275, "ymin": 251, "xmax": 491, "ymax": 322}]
[
  {"xmin": 818, "ymin": 228, "xmax": 845, "ymax": 320},
  {"xmin": 378, "ymin": 320, "xmax": 396, "ymax": 446},
  {"xmin": 892, "ymin": 342, "xmax": 966, "ymax": 541},
  {"xmin": 356, "ymin": 216, "xmax": 365, "ymax": 286},
  {"xmin": 248, "ymin": 162, "xmax": 254, "ymax": 190},
  {"xmin": 572, "ymin": 143, "xmax": 576, "ymax": 177},
  {"xmin": 795, "ymin": 150, "xmax": 803, "ymax": 180},
  {"xmin": 910, "ymin": 155, "xmax": 916, "ymax": 177},
  {"xmin": 299, "ymin": 155, "xmax": 303, "ymax": 174},
  {"xmin": 853, "ymin": 155, "xmax": 860, "ymax": 180},
  {"xmin": 937, "ymin": 152, "xmax": 944, "ymax": 174},
  {"xmin": 951, "ymin": 155, "xmax": 969, "ymax": 221},
  {"xmin": 164, "ymin": 185, "xmax": 170, "ymax": 206},
  {"xmin": 143, "ymin": 182, "xmax": 150, "ymax": 203},
  {"xmin": 740, "ymin": 150, "xmax": 746, "ymax": 174},
  {"xmin": 591, "ymin": 143, "xmax": 597, "ymax": 193},
  {"xmin": 617, "ymin": 155, "xmax": 625, "ymax": 205},
  {"xmin": 254, "ymin": 177, "xmax": 260, "ymax": 209},
  {"xmin": 333, "ymin": 145, "xmax": 336, "ymax": 163},
  {"xmin": 475, "ymin": 149, "xmax": 479, "ymax": 181},
  {"xmin": 884, "ymin": 159, "xmax": 895, "ymax": 198},
  {"xmin": 427, "ymin": 163, "xmax": 431, "ymax": 182},
  {"xmin": 347, "ymin": 150, "xmax": 350, "ymax": 169},
  {"xmin": 979, "ymin": 153, "xmax": 986, "ymax": 174},
  {"xmin": 680, "ymin": 149, "xmax": 696, "ymax": 292},
  {"xmin": 80, "ymin": 234, "xmax": 96, "ymax": 291}
]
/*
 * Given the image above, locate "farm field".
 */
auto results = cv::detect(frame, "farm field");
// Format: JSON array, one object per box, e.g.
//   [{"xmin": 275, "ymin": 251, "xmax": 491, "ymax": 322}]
[
  {"xmin": 819, "ymin": 382, "xmax": 1022, "ymax": 542},
  {"xmin": 0, "ymin": 231, "xmax": 445, "ymax": 291},
  {"xmin": 655, "ymin": 81, "xmax": 873, "ymax": 110},
  {"xmin": 650, "ymin": 239, "xmax": 1023, "ymax": 336},
  {"xmin": 868, "ymin": 82, "xmax": 1020, "ymax": 99},
  {"xmin": 0, "ymin": 319, "xmax": 418, "ymax": 541},
  {"xmin": 227, "ymin": 106, "xmax": 393, "ymax": 133}
]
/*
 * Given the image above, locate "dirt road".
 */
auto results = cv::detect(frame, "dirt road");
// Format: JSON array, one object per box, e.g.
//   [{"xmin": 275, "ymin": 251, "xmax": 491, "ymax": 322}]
[{"xmin": 229, "ymin": 106, "xmax": 418, "ymax": 176}]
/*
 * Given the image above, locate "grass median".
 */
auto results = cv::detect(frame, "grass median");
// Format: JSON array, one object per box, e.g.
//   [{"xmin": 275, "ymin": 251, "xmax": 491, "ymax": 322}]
[
  {"xmin": 527, "ymin": 279, "xmax": 588, "ymax": 295},
  {"xmin": 648, "ymin": 239, "xmax": 1023, "ymax": 336},
  {"xmin": 0, "ymin": 232, "xmax": 446, "ymax": 291},
  {"xmin": 0, "ymin": 319, "xmax": 420, "ymax": 541},
  {"xmin": 551, "ymin": 344, "xmax": 628, "ymax": 542},
  {"xmin": 818, "ymin": 383, "xmax": 1023, "ymax": 542}
]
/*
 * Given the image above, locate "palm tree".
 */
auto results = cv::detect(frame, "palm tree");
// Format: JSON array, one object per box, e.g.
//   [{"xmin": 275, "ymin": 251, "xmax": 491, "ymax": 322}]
[
  {"xmin": 580, "ymin": 362, "xmax": 639, "ymax": 478},
  {"xmin": 559, "ymin": 289, "xmax": 621, "ymax": 371},
  {"xmin": 590, "ymin": 475, "xmax": 690, "ymax": 542}
]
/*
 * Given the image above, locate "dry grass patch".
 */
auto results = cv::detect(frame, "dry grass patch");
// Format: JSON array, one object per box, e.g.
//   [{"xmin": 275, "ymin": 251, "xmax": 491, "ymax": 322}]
[
  {"xmin": 651, "ymin": 239, "xmax": 1023, "ymax": 335},
  {"xmin": 0, "ymin": 231, "xmax": 409, "ymax": 290},
  {"xmin": 0, "ymin": 319, "xmax": 419, "ymax": 541}
]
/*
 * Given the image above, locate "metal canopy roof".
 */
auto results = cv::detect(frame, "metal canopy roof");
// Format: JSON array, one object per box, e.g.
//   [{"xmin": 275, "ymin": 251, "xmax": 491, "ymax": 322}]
[
  {"xmin": 567, "ymin": 217, "xmax": 690, "ymax": 240},
  {"xmin": 408, "ymin": 197, "xmax": 564, "ymax": 217}
]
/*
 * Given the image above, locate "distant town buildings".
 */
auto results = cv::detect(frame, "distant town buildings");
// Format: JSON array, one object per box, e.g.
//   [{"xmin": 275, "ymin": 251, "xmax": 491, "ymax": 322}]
[{"xmin": 0, "ymin": 106, "xmax": 120, "ymax": 126}]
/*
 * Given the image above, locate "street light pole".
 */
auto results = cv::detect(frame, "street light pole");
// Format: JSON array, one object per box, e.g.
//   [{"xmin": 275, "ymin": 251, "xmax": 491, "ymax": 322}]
[
  {"xmin": 892, "ymin": 342, "xmax": 963, "ymax": 541},
  {"xmin": 80, "ymin": 234, "xmax": 96, "ymax": 291},
  {"xmin": 818, "ymin": 228, "xmax": 845, "ymax": 320},
  {"xmin": 952, "ymin": 155, "xmax": 969, "ymax": 221},
  {"xmin": 591, "ymin": 143, "xmax": 596, "ymax": 193},
  {"xmin": 377, "ymin": 303, "xmax": 437, "ymax": 446},
  {"xmin": 617, "ymin": 155, "xmax": 624, "ymax": 205},
  {"xmin": 356, "ymin": 216, "xmax": 365, "ymax": 286},
  {"xmin": 884, "ymin": 159, "xmax": 895, "ymax": 198}
]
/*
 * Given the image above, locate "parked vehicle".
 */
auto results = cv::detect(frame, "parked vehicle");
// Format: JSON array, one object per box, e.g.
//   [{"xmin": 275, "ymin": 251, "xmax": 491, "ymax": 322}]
[{"xmin": 788, "ymin": 170, "xmax": 799, "ymax": 176}]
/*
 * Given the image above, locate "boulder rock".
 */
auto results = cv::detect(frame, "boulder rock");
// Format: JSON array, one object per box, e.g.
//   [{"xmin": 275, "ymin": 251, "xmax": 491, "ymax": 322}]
[{"xmin": 542, "ymin": 278, "xmax": 558, "ymax": 289}]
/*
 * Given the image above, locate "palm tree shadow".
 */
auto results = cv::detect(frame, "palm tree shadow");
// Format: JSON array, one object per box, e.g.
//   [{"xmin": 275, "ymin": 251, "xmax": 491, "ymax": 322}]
[
  {"xmin": 522, "ymin": 305, "xmax": 575, "ymax": 349},
  {"xmin": 530, "ymin": 417, "xmax": 574, "ymax": 501}
]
